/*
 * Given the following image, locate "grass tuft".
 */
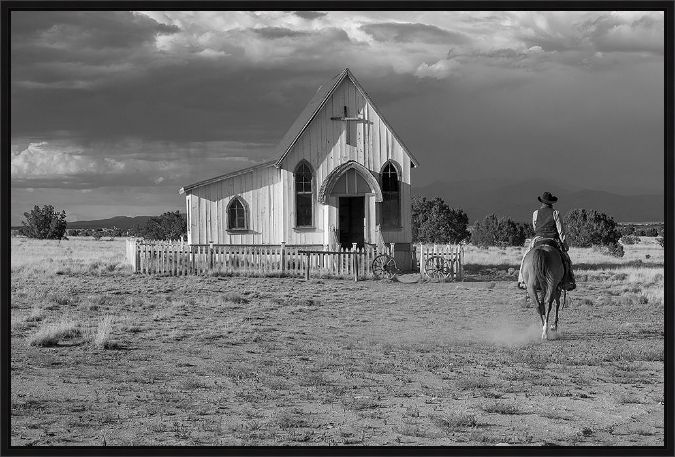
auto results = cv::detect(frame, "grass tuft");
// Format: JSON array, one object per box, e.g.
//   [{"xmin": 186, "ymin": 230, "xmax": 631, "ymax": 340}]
[
  {"xmin": 27, "ymin": 319, "xmax": 81, "ymax": 347},
  {"xmin": 93, "ymin": 315, "xmax": 114, "ymax": 349},
  {"xmin": 433, "ymin": 412, "xmax": 478, "ymax": 429},
  {"xmin": 482, "ymin": 401, "xmax": 524, "ymax": 415}
]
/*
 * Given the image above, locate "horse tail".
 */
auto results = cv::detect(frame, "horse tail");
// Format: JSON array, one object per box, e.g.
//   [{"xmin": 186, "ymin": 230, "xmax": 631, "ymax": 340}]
[{"xmin": 531, "ymin": 248, "xmax": 554, "ymax": 304}]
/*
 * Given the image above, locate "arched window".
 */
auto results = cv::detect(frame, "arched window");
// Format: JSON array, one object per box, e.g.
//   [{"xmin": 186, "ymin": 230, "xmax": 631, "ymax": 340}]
[
  {"xmin": 381, "ymin": 162, "xmax": 400, "ymax": 227},
  {"xmin": 295, "ymin": 161, "xmax": 313, "ymax": 227},
  {"xmin": 227, "ymin": 197, "xmax": 247, "ymax": 230}
]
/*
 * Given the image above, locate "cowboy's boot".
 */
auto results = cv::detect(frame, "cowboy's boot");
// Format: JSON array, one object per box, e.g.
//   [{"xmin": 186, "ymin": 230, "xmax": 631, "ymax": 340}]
[{"xmin": 563, "ymin": 254, "xmax": 576, "ymax": 291}]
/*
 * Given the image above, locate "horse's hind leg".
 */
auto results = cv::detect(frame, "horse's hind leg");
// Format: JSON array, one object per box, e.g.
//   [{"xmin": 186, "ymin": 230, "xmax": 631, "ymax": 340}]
[
  {"xmin": 542, "ymin": 291, "xmax": 555, "ymax": 340},
  {"xmin": 529, "ymin": 286, "xmax": 545, "ymax": 328},
  {"xmin": 551, "ymin": 293, "xmax": 561, "ymax": 332}
]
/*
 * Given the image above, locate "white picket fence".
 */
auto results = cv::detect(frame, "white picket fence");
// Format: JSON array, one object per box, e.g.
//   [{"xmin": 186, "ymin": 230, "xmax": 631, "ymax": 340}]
[
  {"xmin": 413, "ymin": 243, "xmax": 464, "ymax": 281},
  {"xmin": 125, "ymin": 238, "xmax": 384, "ymax": 279}
]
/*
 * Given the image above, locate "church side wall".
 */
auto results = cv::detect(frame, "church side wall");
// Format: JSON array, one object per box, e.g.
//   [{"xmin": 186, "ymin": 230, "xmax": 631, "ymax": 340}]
[{"xmin": 187, "ymin": 166, "xmax": 282, "ymax": 245}]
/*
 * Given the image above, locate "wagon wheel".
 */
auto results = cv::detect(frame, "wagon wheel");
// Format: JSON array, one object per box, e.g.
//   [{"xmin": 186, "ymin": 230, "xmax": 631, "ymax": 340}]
[
  {"xmin": 424, "ymin": 255, "xmax": 453, "ymax": 281},
  {"xmin": 372, "ymin": 254, "xmax": 397, "ymax": 280}
]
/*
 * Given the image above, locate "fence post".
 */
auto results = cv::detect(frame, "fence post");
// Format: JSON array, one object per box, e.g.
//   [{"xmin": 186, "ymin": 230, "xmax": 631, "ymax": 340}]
[
  {"xmin": 280, "ymin": 242, "xmax": 286, "ymax": 273},
  {"xmin": 135, "ymin": 240, "xmax": 140, "ymax": 273},
  {"xmin": 352, "ymin": 243, "xmax": 358, "ymax": 282},
  {"xmin": 304, "ymin": 252, "xmax": 310, "ymax": 280},
  {"xmin": 209, "ymin": 241, "xmax": 214, "ymax": 272},
  {"xmin": 459, "ymin": 245, "xmax": 464, "ymax": 281}
]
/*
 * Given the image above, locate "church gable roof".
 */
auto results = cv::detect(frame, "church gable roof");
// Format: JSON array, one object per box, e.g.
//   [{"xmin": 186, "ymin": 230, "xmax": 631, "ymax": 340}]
[{"xmin": 274, "ymin": 68, "xmax": 420, "ymax": 168}]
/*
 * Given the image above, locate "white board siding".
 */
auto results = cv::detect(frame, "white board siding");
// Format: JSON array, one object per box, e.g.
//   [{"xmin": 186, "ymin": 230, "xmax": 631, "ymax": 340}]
[
  {"xmin": 187, "ymin": 166, "xmax": 282, "ymax": 245},
  {"xmin": 280, "ymin": 78, "xmax": 413, "ymax": 246}
]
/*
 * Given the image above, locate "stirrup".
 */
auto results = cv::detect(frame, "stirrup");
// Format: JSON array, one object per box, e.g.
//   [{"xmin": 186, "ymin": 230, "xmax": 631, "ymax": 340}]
[{"xmin": 564, "ymin": 281, "xmax": 576, "ymax": 291}]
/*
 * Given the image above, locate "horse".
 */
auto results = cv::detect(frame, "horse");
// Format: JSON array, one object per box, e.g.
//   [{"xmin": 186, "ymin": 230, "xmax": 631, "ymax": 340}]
[{"xmin": 521, "ymin": 243, "xmax": 565, "ymax": 340}]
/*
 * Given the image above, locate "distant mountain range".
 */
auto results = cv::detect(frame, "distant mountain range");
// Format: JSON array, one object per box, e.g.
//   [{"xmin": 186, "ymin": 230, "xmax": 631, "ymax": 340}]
[
  {"xmin": 413, "ymin": 178, "xmax": 664, "ymax": 223},
  {"xmin": 65, "ymin": 215, "xmax": 155, "ymax": 230}
]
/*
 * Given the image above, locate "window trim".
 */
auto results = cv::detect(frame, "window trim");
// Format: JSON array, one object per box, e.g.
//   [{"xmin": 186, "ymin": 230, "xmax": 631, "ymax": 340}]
[
  {"xmin": 380, "ymin": 160, "xmax": 402, "ymax": 228},
  {"xmin": 226, "ymin": 196, "xmax": 249, "ymax": 231},
  {"xmin": 294, "ymin": 160, "xmax": 314, "ymax": 228}
]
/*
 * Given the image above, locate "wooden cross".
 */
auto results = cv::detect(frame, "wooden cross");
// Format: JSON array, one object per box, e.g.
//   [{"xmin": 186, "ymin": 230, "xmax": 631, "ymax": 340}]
[
  {"xmin": 331, "ymin": 106, "xmax": 368, "ymax": 147},
  {"xmin": 330, "ymin": 106, "xmax": 365, "ymax": 122}
]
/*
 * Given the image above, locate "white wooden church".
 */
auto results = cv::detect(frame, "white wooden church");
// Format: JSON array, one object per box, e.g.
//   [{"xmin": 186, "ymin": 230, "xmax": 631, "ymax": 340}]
[{"xmin": 179, "ymin": 68, "xmax": 420, "ymax": 270}]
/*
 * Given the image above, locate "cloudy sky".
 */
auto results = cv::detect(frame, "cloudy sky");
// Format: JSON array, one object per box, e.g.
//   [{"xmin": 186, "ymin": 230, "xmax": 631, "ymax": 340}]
[{"xmin": 10, "ymin": 10, "xmax": 664, "ymax": 223}]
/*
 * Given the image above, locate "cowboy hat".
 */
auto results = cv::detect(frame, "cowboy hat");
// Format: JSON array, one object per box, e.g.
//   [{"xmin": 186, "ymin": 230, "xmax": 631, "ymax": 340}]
[{"xmin": 538, "ymin": 191, "xmax": 558, "ymax": 204}]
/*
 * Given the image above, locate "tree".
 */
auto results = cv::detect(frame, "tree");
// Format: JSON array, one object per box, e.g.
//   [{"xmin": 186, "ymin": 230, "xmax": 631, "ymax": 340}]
[
  {"xmin": 412, "ymin": 196, "xmax": 470, "ymax": 244},
  {"xmin": 139, "ymin": 211, "xmax": 187, "ymax": 240},
  {"xmin": 564, "ymin": 209, "xmax": 621, "ymax": 248},
  {"xmin": 19, "ymin": 205, "xmax": 68, "ymax": 239},
  {"xmin": 470, "ymin": 214, "xmax": 534, "ymax": 247}
]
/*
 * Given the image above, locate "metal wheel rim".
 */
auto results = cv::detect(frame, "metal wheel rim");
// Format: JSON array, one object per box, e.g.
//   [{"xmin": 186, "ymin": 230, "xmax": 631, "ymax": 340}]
[
  {"xmin": 383, "ymin": 257, "xmax": 397, "ymax": 279},
  {"xmin": 372, "ymin": 254, "xmax": 392, "ymax": 279},
  {"xmin": 424, "ymin": 256, "xmax": 444, "ymax": 280}
]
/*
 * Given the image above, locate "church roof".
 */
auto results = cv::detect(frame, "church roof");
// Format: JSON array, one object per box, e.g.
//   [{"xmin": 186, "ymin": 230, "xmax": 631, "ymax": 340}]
[{"xmin": 274, "ymin": 68, "xmax": 419, "ymax": 168}]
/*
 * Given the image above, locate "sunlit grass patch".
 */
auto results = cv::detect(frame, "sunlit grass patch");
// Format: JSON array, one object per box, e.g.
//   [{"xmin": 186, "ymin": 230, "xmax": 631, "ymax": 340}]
[{"xmin": 27, "ymin": 319, "xmax": 81, "ymax": 347}]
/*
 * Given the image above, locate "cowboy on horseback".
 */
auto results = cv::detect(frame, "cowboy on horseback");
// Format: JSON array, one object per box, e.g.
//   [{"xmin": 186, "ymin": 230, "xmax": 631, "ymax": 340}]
[{"xmin": 518, "ymin": 192, "xmax": 576, "ymax": 291}]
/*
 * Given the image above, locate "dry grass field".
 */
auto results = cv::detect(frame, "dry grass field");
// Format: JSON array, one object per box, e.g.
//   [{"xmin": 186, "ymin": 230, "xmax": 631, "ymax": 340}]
[{"xmin": 10, "ymin": 236, "xmax": 664, "ymax": 446}]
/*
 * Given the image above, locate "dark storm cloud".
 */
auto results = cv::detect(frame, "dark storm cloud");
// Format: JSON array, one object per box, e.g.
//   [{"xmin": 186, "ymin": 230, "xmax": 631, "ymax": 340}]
[
  {"xmin": 11, "ymin": 11, "xmax": 181, "ymax": 91},
  {"xmin": 12, "ymin": 11, "xmax": 179, "ymax": 50},
  {"xmin": 11, "ymin": 20, "xmax": 352, "ymax": 145},
  {"xmin": 361, "ymin": 22, "xmax": 468, "ymax": 44},
  {"xmin": 293, "ymin": 11, "xmax": 327, "ymax": 20}
]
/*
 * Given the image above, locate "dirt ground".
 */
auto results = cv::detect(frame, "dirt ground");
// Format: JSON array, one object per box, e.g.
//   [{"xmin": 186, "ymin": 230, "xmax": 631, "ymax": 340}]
[{"xmin": 10, "ymin": 263, "xmax": 664, "ymax": 446}]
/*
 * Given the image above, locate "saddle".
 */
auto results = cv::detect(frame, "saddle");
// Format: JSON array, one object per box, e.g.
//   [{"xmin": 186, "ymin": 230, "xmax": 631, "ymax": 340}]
[{"xmin": 532, "ymin": 237, "xmax": 562, "ymax": 251}]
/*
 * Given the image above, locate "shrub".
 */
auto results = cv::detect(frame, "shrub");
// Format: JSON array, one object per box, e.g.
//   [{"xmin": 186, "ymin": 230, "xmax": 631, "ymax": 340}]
[
  {"xmin": 620, "ymin": 235, "xmax": 639, "ymax": 245},
  {"xmin": 139, "ymin": 211, "xmax": 187, "ymax": 241},
  {"xmin": 19, "ymin": 205, "xmax": 68, "ymax": 239},
  {"xmin": 470, "ymin": 214, "xmax": 533, "ymax": 247},
  {"xmin": 646, "ymin": 227, "xmax": 659, "ymax": 237},
  {"xmin": 412, "ymin": 197, "xmax": 470, "ymax": 244},
  {"xmin": 607, "ymin": 242, "xmax": 625, "ymax": 258},
  {"xmin": 564, "ymin": 209, "xmax": 620, "ymax": 248}
]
